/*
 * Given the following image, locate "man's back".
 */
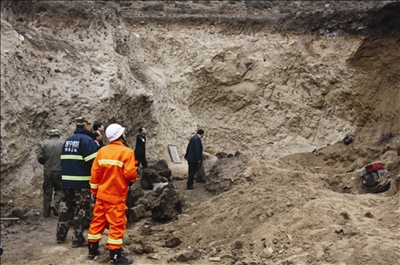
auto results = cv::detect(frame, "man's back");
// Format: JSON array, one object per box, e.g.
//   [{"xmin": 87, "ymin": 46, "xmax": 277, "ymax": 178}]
[
  {"xmin": 61, "ymin": 128, "xmax": 98, "ymax": 189},
  {"xmin": 185, "ymin": 134, "xmax": 203, "ymax": 163},
  {"xmin": 91, "ymin": 141, "xmax": 137, "ymax": 204},
  {"xmin": 38, "ymin": 138, "xmax": 64, "ymax": 172}
]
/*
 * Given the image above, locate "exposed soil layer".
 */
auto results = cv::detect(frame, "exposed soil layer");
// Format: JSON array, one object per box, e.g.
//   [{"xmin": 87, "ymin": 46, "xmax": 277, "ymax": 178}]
[{"xmin": 1, "ymin": 1, "xmax": 399, "ymax": 265}]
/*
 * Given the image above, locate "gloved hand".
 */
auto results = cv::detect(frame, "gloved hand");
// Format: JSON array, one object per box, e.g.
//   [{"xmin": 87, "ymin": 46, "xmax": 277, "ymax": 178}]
[{"xmin": 91, "ymin": 194, "xmax": 96, "ymax": 203}]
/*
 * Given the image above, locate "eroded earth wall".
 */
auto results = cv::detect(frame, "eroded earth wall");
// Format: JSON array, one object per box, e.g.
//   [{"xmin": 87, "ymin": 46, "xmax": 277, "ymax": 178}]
[{"xmin": 1, "ymin": 1, "xmax": 399, "ymax": 203}]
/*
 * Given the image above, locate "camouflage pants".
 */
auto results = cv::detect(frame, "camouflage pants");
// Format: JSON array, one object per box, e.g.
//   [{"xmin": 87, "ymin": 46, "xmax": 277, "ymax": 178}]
[
  {"xmin": 56, "ymin": 188, "xmax": 91, "ymax": 244},
  {"xmin": 43, "ymin": 171, "xmax": 63, "ymax": 217}
]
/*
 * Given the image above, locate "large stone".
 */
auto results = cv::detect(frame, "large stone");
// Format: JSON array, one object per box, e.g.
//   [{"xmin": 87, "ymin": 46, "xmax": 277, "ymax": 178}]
[
  {"xmin": 140, "ymin": 168, "xmax": 169, "ymax": 190},
  {"xmin": 149, "ymin": 160, "xmax": 172, "ymax": 179},
  {"xmin": 150, "ymin": 183, "xmax": 185, "ymax": 221},
  {"xmin": 205, "ymin": 153, "xmax": 249, "ymax": 195},
  {"xmin": 128, "ymin": 204, "xmax": 147, "ymax": 222},
  {"xmin": 127, "ymin": 188, "xmax": 145, "ymax": 208}
]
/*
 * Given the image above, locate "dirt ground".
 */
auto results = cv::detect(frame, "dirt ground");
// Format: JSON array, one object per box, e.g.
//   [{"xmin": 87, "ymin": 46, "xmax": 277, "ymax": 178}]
[
  {"xmin": 0, "ymin": 176, "xmax": 214, "ymax": 265},
  {"xmin": 1, "ymin": 120, "xmax": 399, "ymax": 265}
]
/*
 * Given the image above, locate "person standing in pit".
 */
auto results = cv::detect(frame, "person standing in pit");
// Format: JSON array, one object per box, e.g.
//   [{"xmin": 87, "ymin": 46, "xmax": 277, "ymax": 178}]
[
  {"xmin": 56, "ymin": 116, "xmax": 98, "ymax": 248},
  {"xmin": 87, "ymin": 123, "xmax": 138, "ymax": 264},
  {"xmin": 93, "ymin": 121, "xmax": 105, "ymax": 147},
  {"xmin": 184, "ymin": 129, "xmax": 205, "ymax": 190},
  {"xmin": 134, "ymin": 127, "xmax": 148, "ymax": 169},
  {"xmin": 37, "ymin": 129, "xmax": 64, "ymax": 217}
]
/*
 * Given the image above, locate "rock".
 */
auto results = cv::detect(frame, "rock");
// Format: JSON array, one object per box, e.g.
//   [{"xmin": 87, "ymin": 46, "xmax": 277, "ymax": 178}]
[
  {"xmin": 141, "ymin": 168, "xmax": 169, "ymax": 190},
  {"xmin": 142, "ymin": 242, "xmax": 155, "ymax": 253},
  {"xmin": 216, "ymin": 152, "xmax": 230, "ymax": 159},
  {"xmin": 147, "ymin": 254, "xmax": 161, "ymax": 260},
  {"xmin": 128, "ymin": 204, "xmax": 147, "ymax": 222},
  {"xmin": 150, "ymin": 183, "xmax": 185, "ymax": 221},
  {"xmin": 260, "ymin": 247, "xmax": 273, "ymax": 258},
  {"xmin": 153, "ymin": 182, "xmax": 170, "ymax": 192},
  {"xmin": 128, "ymin": 188, "xmax": 145, "ymax": 205},
  {"xmin": 141, "ymin": 224, "xmax": 152, "ymax": 236},
  {"xmin": 131, "ymin": 244, "xmax": 144, "ymax": 254},
  {"xmin": 174, "ymin": 248, "xmax": 201, "ymax": 262},
  {"xmin": 233, "ymin": 240, "xmax": 243, "ymax": 249},
  {"xmin": 343, "ymin": 135, "xmax": 353, "ymax": 145},
  {"xmin": 205, "ymin": 153, "xmax": 249, "ymax": 195},
  {"xmin": 365, "ymin": 212, "xmax": 374, "ymax": 218},
  {"xmin": 176, "ymin": 251, "xmax": 192, "ymax": 262},
  {"xmin": 165, "ymin": 236, "xmax": 182, "ymax": 248},
  {"xmin": 149, "ymin": 160, "xmax": 172, "ymax": 179},
  {"xmin": 192, "ymin": 248, "xmax": 201, "ymax": 260},
  {"xmin": 340, "ymin": 211, "xmax": 350, "ymax": 220},
  {"xmin": 209, "ymin": 256, "xmax": 221, "ymax": 262}
]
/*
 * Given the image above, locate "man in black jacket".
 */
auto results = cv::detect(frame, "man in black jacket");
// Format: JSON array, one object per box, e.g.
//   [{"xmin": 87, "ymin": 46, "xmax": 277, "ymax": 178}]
[
  {"xmin": 92, "ymin": 121, "xmax": 105, "ymax": 147},
  {"xmin": 184, "ymin": 129, "xmax": 205, "ymax": 190},
  {"xmin": 134, "ymin": 127, "xmax": 148, "ymax": 169}
]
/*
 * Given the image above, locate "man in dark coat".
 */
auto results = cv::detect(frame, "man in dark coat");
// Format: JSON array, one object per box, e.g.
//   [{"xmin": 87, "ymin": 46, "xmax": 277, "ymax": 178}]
[
  {"xmin": 184, "ymin": 129, "xmax": 205, "ymax": 190},
  {"xmin": 134, "ymin": 127, "xmax": 148, "ymax": 169},
  {"xmin": 56, "ymin": 116, "xmax": 98, "ymax": 248},
  {"xmin": 92, "ymin": 121, "xmax": 105, "ymax": 147},
  {"xmin": 37, "ymin": 129, "xmax": 64, "ymax": 217}
]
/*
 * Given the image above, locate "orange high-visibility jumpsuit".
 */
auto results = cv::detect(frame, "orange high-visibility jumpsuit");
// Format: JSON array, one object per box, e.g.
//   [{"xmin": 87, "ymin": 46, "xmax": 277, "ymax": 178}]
[{"xmin": 88, "ymin": 141, "xmax": 137, "ymax": 250}]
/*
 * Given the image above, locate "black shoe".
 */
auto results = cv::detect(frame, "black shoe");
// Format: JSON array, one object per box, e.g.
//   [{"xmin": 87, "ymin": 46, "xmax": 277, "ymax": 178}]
[
  {"xmin": 110, "ymin": 249, "xmax": 133, "ymax": 264},
  {"xmin": 187, "ymin": 186, "xmax": 195, "ymax": 190},
  {"xmin": 110, "ymin": 256, "xmax": 133, "ymax": 264},
  {"xmin": 87, "ymin": 250, "xmax": 100, "ymax": 260},
  {"xmin": 88, "ymin": 241, "xmax": 100, "ymax": 260},
  {"xmin": 71, "ymin": 240, "xmax": 88, "ymax": 248},
  {"xmin": 51, "ymin": 205, "xmax": 59, "ymax": 216},
  {"xmin": 57, "ymin": 239, "xmax": 65, "ymax": 244}
]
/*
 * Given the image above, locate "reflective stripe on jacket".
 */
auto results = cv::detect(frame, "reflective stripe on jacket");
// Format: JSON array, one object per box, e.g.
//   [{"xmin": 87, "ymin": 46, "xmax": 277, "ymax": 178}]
[
  {"xmin": 90, "ymin": 141, "xmax": 138, "ymax": 204},
  {"xmin": 61, "ymin": 128, "xmax": 98, "ymax": 189}
]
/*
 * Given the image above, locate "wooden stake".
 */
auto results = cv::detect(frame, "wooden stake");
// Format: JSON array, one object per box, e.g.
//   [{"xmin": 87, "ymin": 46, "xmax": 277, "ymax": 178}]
[{"xmin": 0, "ymin": 217, "xmax": 20, "ymax": 221}]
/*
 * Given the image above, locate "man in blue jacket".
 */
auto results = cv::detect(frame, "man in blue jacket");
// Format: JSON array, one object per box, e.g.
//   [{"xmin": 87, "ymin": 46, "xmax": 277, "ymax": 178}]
[
  {"xmin": 56, "ymin": 116, "xmax": 98, "ymax": 248},
  {"xmin": 184, "ymin": 129, "xmax": 205, "ymax": 190}
]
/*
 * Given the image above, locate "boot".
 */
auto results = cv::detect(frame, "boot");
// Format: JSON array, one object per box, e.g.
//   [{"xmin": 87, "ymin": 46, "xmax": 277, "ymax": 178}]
[
  {"xmin": 87, "ymin": 241, "xmax": 100, "ymax": 260},
  {"xmin": 109, "ymin": 249, "xmax": 133, "ymax": 264},
  {"xmin": 43, "ymin": 206, "xmax": 51, "ymax": 218},
  {"xmin": 50, "ymin": 205, "xmax": 59, "ymax": 217}
]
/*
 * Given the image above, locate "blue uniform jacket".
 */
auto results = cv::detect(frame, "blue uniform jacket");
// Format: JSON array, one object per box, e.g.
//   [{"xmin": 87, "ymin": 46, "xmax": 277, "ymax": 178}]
[
  {"xmin": 184, "ymin": 134, "xmax": 203, "ymax": 163},
  {"xmin": 61, "ymin": 128, "xmax": 98, "ymax": 189}
]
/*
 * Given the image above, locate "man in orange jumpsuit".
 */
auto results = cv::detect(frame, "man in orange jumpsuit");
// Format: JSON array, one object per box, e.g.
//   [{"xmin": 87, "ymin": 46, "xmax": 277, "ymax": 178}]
[{"xmin": 87, "ymin": 123, "xmax": 138, "ymax": 264}]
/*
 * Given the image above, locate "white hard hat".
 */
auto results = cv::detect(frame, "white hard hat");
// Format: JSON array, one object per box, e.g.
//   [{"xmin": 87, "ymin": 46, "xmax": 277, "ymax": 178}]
[{"xmin": 106, "ymin": 123, "xmax": 125, "ymax": 142}]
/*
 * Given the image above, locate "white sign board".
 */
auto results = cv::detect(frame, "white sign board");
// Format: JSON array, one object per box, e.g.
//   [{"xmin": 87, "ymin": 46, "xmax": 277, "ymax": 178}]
[{"xmin": 168, "ymin": 145, "xmax": 181, "ymax": 164}]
